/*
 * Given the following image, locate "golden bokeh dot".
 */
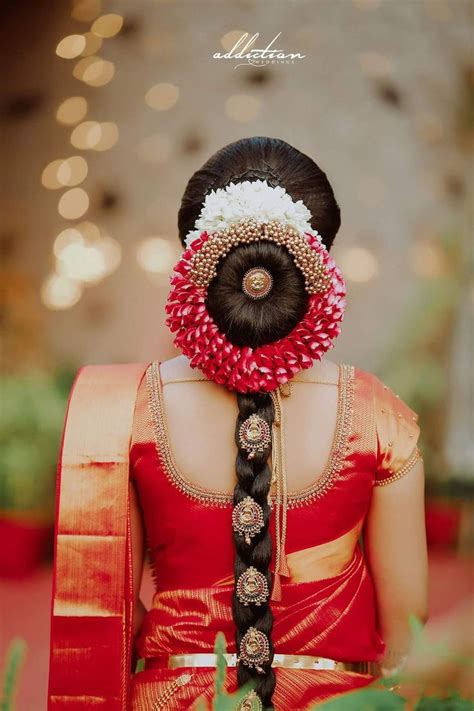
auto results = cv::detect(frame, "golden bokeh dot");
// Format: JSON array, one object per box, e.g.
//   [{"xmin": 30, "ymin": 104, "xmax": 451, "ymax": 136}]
[
  {"xmin": 58, "ymin": 188, "xmax": 90, "ymax": 220},
  {"xmin": 57, "ymin": 156, "xmax": 88, "ymax": 187},
  {"xmin": 56, "ymin": 34, "xmax": 87, "ymax": 59},
  {"xmin": 336, "ymin": 246, "xmax": 379, "ymax": 284},
  {"xmin": 81, "ymin": 32, "xmax": 103, "ymax": 56},
  {"xmin": 91, "ymin": 13, "xmax": 124, "ymax": 38},
  {"xmin": 73, "ymin": 56, "xmax": 115, "ymax": 87},
  {"xmin": 71, "ymin": 0, "xmax": 102, "ymax": 23},
  {"xmin": 70, "ymin": 120, "xmax": 103, "ymax": 149},
  {"xmin": 41, "ymin": 273, "xmax": 83, "ymax": 310},
  {"xmin": 91, "ymin": 122, "xmax": 119, "ymax": 151},
  {"xmin": 53, "ymin": 227, "xmax": 84, "ymax": 258},
  {"xmin": 136, "ymin": 237, "xmax": 176, "ymax": 274},
  {"xmin": 56, "ymin": 96, "xmax": 88, "ymax": 125},
  {"xmin": 145, "ymin": 83, "xmax": 179, "ymax": 111},
  {"xmin": 76, "ymin": 220, "xmax": 101, "ymax": 241},
  {"xmin": 56, "ymin": 242, "xmax": 107, "ymax": 283},
  {"xmin": 225, "ymin": 94, "xmax": 262, "ymax": 122},
  {"xmin": 41, "ymin": 159, "xmax": 66, "ymax": 190},
  {"xmin": 220, "ymin": 30, "xmax": 247, "ymax": 52}
]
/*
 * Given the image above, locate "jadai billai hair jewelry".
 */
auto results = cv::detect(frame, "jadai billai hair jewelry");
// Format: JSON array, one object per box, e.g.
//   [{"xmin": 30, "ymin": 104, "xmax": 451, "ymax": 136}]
[
  {"xmin": 166, "ymin": 180, "xmax": 346, "ymax": 393},
  {"xmin": 232, "ymin": 496, "xmax": 265, "ymax": 545},
  {"xmin": 238, "ymin": 414, "xmax": 271, "ymax": 459},
  {"xmin": 242, "ymin": 266, "xmax": 273, "ymax": 300},
  {"xmin": 238, "ymin": 627, "xmax": 271, "ymax": 674}
]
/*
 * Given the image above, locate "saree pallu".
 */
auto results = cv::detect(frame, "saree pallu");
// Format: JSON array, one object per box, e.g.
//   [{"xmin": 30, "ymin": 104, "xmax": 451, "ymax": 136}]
[{"xmin": 48, "ymin": 363, "xmax": 147, "ymax": 710}]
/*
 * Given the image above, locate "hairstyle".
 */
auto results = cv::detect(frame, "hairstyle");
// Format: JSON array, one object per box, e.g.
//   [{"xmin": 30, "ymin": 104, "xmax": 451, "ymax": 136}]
[{"xmin": 177, "ymin": 137, "xmax": 341, "ymax": 708}]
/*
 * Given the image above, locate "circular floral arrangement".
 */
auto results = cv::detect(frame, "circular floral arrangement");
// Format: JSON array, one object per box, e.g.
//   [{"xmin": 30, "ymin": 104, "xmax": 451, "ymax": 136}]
[{"xmin": 165, "ymin": 227, "xmax": 346, "ymax": 393}]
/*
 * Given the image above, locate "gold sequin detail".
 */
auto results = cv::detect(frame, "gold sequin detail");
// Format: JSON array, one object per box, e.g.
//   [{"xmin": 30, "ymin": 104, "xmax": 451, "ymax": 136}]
[
  {"xmin": 146, "ymin": 362, "xmax": 354, "ymax": 508},
  {"xmin": 375, "ymin": 447, "xmax": 422, "ymax": 486},
  {"xmin": 188, "ymin": 218, "xmax": 332, "ymax": 295},
  {"xmin": 151, "ymin": 673, "xmax": 192, "ymax": 710}
]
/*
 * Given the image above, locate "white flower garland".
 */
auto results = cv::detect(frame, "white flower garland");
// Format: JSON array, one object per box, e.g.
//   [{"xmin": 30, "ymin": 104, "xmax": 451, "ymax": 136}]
[{"xmin": 184, "ymin": 179, "xmax": 317, "ymax": 248}]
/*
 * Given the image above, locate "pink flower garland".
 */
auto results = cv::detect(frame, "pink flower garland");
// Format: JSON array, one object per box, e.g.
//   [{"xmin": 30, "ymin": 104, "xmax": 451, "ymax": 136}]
[{"xmin": 165, "ymin": 230, "xmax": 346, "ymax": 393}]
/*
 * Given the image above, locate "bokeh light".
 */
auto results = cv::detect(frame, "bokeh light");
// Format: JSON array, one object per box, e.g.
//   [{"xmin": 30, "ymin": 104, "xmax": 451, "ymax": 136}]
[
  {"xmin": 56, "ymin": 96, "xmax": 88, "ymax": 125},
  {"xmin": 80, "ymin": 32, "xmax": 103, "ymax": 56},
  {"xmin": 71, "ymin": 0, "xmax": 102, "ymax": 23},
  {"xmin": 91, "ymin": 14, "xmax": 124, "ymax": 38},
  {"xmin": 90, "ymin": 122, "xmax": 119, "ymax": 151},
  {"xmin": 70, "ymin": 121, "xmax": 118, "ymax": 151},
  {"xmin": 41, "ymin": 273, "xmax": 83, "ymax": 310},
  {"xmin": 56, "ymin": 242, "xmax": 106, "ymax": 283},
  {"xmin": 220, "ymin": 30, "xmax": 247, "ymax": 52},
  {"xmin": 225, "ymin": 94, "xmax": 262, "ymax": 122},
  {"xmin": 337, "ymin": 246, "xmax": 379, "ymax": 284},
  {"xmin": 145, "ymin": 83, "xmax": 179, "ymax": 111},
  {"xmin": 56, "ymin": 35, "xmax": 86, "ymax": 59},
  {"xmin": 58, "ymin": 188, "xmax": 89, "ymax": 219},
  {"xmin": 73, "ymin": 56, "xmax": 115, "ymax": 87},
  {"xmin": 42, "ymin": 157, "xmax": 88, "ymax": 189},
  {"xmin": 53, "ymin": 227, "xmax": 84, "ymax": 258},
  {"xmin": 41, "ymin": 160, "xmax": 66, "ymax": 190},
  {"xmin": 58, "ymin": 156, "xmax": 88, "ymax": 187},
  {"xmin": 136, "ymin": 237, "xmax": 176, "ymax": 273}
]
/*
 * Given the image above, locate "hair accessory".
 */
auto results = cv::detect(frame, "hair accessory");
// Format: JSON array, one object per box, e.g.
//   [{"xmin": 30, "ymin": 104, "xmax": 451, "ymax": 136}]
[
  {"xmin": 188, "ymin": 219, "xmax": 330, "ymax": 295},
  {"xmin": 242, "ymin": 266, "xmax": 273, "ymax": 300},
  {"xmin": 232, "ymin": 497, "xmax": 265, "ymax": 545},
  {"xmin": 238, "ymin": 689, "xmax": 263, "ymax": 711},
  {"xmin": 184, "ymin": 179, "xmax": 313, "ymax": 248},
  {"xmin": 236, "ymin": 566, "xmax": 269, "ymax": 606},
  {"xmin": 238, "ymin": 627, "xmax": 271, "ymax": 674},
  {"xmin": 238, "ymin": 414, "xmax": 272, "ymax": 459}
]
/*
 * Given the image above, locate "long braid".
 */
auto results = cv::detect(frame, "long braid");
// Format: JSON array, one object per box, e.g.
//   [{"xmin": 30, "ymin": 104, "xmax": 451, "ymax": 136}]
[{"xmin": 232, "ymin": 391, "xmax": 276, "ymax": 708}]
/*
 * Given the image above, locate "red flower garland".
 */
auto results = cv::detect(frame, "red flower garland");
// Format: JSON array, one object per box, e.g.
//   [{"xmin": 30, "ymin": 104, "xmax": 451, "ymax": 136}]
[{"xmin": 165, "ymin": 230, "xmax": 346, "ymax": 393}]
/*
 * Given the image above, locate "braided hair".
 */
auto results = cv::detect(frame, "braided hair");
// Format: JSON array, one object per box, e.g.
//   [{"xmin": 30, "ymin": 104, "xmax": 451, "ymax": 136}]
[{"xmin": 177, "ymin": 137, "xmax": 341, "ymax": 709}]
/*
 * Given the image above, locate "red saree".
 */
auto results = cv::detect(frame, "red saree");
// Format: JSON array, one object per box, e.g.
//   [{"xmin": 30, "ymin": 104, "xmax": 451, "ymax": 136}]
[
  {"xmin": 49, "ymin": 359, "xmax": 421, "ymax": 710},
  {"xmin": 129, "ymin": 362, "xmax": 421, "ymax": 709}
]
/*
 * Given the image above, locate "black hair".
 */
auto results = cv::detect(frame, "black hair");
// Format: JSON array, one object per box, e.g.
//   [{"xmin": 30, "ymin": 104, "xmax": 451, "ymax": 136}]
[{"xmin": 177, "ymin": 137, "xmax": 341, "ymax": 709}]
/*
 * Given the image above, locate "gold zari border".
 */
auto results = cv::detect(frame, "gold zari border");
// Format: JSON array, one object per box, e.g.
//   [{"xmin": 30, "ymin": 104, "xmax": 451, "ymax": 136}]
[
  {"xmin": 146, "ymin": 362, "xmax": 354, "ymax": 508},
  {"xmin": 374, "ymin": 446, "xmax": 422, "ymax": 486}
]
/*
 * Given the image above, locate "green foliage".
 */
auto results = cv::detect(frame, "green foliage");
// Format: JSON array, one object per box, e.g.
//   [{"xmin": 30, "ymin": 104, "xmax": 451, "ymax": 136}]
[
  {"xmin": 314, "ymin": 688, "xmax": 405, "ymax": 710},
  {"xmin": 0, "ymin": 369, "xmax": 74, "ymax": 519},
  {"xmin": 1, "ymin": 638, "xmax": 27, "ymax": 711}
]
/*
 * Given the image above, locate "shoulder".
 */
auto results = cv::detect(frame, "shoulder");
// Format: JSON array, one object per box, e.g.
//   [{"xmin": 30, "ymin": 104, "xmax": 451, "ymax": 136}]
[{"xmin": 159, "ymin": 354, "xmax": 201, "ymax": 383}]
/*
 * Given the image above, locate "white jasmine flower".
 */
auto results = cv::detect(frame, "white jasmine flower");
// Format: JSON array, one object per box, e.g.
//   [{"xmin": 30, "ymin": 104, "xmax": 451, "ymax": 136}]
[{"xmin": 184, "ymin": 180, "xmax": 316, "ymax": 248}]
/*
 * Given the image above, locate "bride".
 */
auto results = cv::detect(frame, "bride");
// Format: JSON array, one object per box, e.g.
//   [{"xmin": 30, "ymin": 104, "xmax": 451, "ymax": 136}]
[{"xmin": 48, "ymin": 136, "xmax": 428, "ymax": 710}]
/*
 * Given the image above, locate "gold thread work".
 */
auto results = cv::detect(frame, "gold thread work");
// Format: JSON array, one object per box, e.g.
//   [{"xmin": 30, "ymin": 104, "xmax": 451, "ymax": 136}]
[
  {"xmin": 146, "ymin": 362, "xmax": 354, "ymax": 508},
  {"xmin": 375, "ymin": 447, "xmax": 422, "ymax": 486}
]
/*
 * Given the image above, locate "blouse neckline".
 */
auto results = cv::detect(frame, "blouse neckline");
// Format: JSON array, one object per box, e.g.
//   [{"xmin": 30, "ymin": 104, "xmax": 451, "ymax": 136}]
[{"xmin": 146, "ymin": 361, "xmax": 355, "ymax": 509}]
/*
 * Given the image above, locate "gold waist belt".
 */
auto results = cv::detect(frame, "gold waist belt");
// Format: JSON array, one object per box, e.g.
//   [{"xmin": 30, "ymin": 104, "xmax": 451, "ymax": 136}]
[{"xmin": 156, "ymin": 653, "xmax": 379, "ymax": 674}]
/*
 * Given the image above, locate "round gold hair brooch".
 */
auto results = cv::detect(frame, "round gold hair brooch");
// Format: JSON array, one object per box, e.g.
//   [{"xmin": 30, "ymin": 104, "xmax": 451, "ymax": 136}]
[
  {"xmin": 236, "ymin": 566, "xmax": 269, "ymax": 606},
  {"xmin": 242, "ymin": 267, "xmax": 273, "ymax": 300},
  {"xmin": 238, "ymin": 627, "xmax": 271, "ymax": 674},
  {"xmin": 238, "ymin": 690, "xmax": 263, "ymax": 711},
  {"xmin": 232, "ymin": 497, "xmax": 265, "ymax": 545},
  {"xmin": 238, "ymin": 414, "xmax": 271, "ymax": 459}
]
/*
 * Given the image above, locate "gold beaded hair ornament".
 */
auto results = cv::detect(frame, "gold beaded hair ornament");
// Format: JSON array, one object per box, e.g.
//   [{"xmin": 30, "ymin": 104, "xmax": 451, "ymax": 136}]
[{"xmin": 166, "ymin": 180, "xmax": 346, "ymax": 394}]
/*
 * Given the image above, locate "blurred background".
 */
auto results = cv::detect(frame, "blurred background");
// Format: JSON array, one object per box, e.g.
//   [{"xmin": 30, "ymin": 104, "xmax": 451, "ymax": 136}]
[{"xmin": 0, "ymin": 0, "xmax": 472, "ymax": 708}]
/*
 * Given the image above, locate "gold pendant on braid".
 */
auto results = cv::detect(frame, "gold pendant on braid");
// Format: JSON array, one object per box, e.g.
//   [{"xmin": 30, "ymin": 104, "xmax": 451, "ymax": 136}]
[
  {"xmin": 232, "ymin": 496, "xmax": 264, "ymax": 545},
  {"xmin": 238, "ymin": 689, "xmax": 263, "ymax": 711},
  {"xmin": 238, "ymin": 627, "xmax": 271, "ymax": 674},
  {"xmin": 238, "ymin": 414, "xmax": 271, "ymax": 459},
  {"xmin": 188, "ymin": 218, "xmax": 332, "ymax": 295},
  {"xmin": 236, "ymin": 566, "xmax": 269, "ymax": 606}
]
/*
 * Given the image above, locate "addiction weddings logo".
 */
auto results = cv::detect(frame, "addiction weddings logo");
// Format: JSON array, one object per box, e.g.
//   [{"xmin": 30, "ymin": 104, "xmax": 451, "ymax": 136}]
[{"xmin": 213, "ymin": 32, "xmax": 306, "ymax": 69}]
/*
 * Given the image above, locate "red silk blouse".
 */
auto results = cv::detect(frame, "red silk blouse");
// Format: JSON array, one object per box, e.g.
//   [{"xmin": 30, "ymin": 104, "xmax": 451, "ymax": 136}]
[{"xmin": 129, "ymin": 362, "xmax": 421, "ymax": 709}]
